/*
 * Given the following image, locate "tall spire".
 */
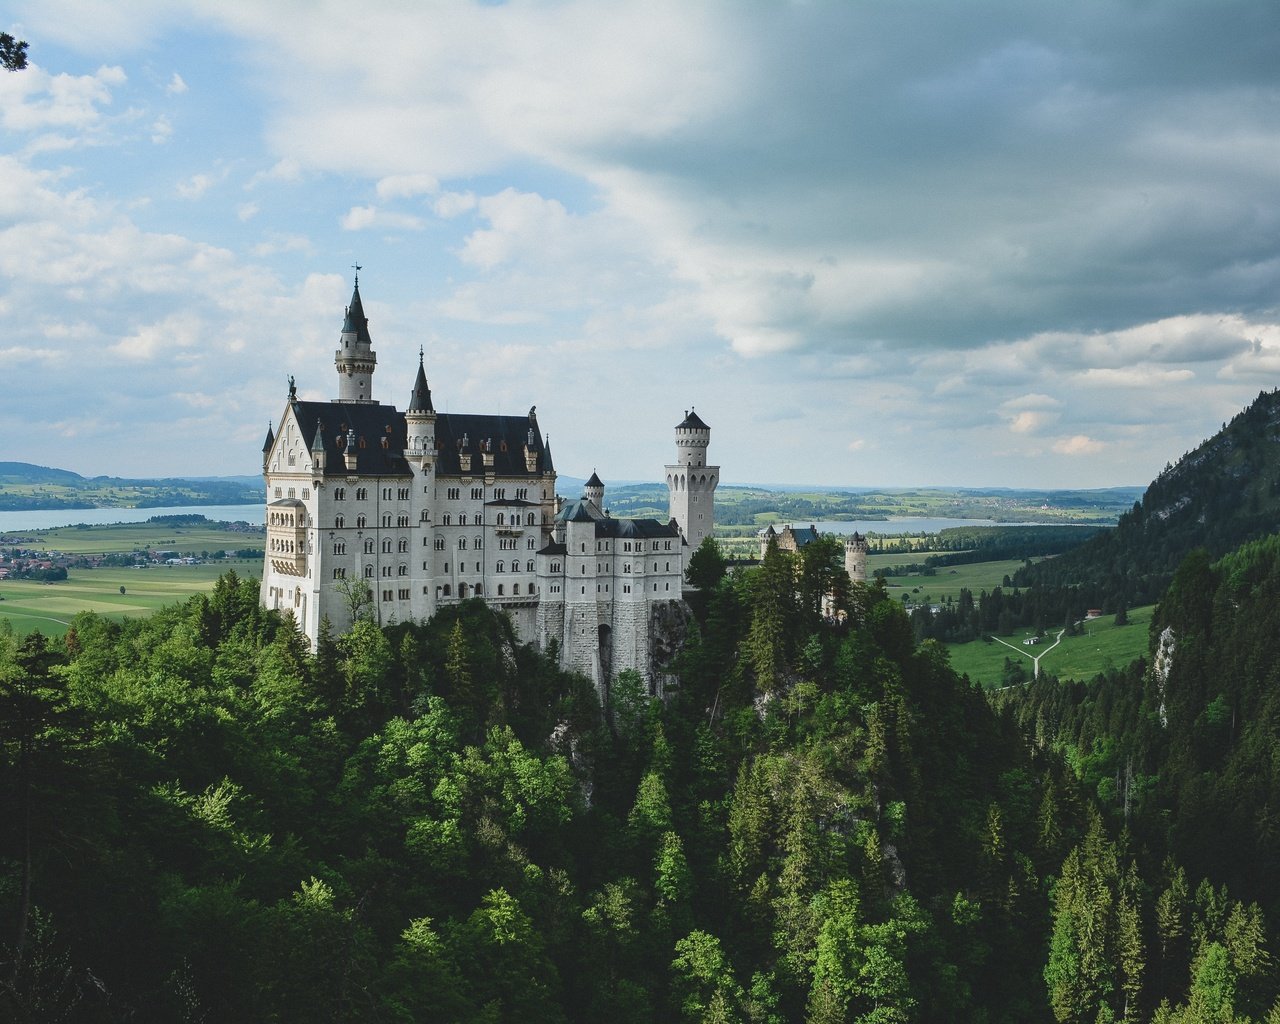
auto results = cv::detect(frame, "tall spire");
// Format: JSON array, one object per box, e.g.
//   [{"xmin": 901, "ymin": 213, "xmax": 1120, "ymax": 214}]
[{"xmin": 407, "ymin": 345, "xmax": 434, "ymax": 414}]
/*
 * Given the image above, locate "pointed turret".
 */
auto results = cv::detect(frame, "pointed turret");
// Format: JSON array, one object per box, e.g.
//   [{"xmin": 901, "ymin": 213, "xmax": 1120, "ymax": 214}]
[
  {"xmin": 584, "ymin": 470, "xmax": 604, "ymax": 513},
  {"xmin": 310, "ymin": 422, "xmax": 326, "ymax": 471},
  {"xmin": 262, "ymin": 422, "xmax": 275, "ymax": 472},
  {"xmin": 334, "ymin": 272, "xmax": 377, "ymax": 403},
  {"xmin": 407, "ymin": 348, "xmax": 434, "ymax": 414}
]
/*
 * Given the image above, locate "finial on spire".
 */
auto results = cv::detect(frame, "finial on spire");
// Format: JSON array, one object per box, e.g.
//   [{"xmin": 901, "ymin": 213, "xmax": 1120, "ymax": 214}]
[
  {"xmin": 352, "ymin": 261, "xmax": 361, "ymax": 285},
  {"xmin": 419, "ymin": 344, "xmax": 424, "ymax": 364}
]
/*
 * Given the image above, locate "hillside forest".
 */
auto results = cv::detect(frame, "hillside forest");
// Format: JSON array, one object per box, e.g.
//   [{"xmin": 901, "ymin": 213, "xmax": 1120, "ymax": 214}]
[{"xmin": 7, "ymin": 392, "xmax": 1280, "ymax": 1022}]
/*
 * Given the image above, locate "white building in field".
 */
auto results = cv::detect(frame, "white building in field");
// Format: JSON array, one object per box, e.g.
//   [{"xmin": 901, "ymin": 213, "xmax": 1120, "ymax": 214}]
[{"xmin": 260, "ymin": 275, "xmax": 713, "ymax": 691}]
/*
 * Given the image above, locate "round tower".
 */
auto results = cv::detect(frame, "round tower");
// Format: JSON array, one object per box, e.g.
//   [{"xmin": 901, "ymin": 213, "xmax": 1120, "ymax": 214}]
[
  {"xmin": 845, "ymin": 532, "xmax": 869, "ymax": 584},
  {"xmin": 334, "ymin": 273, "xmax": 377, "ymax": 403},
  {"xmin": 584, "ymin": 470, "xmax": 605, "ymax": 513},
  {"xmin": 666, "ymin": 408, "xmax": 719, "ymax": 553},
  {"xmin": 405, "ymin": 347, "xmax": 436, "ymax": 459}
]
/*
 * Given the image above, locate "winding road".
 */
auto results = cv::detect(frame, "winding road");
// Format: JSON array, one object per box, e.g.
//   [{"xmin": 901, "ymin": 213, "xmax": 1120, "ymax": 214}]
[{"xmin": 989, "ymin": 626, "xmax": 1066, "ymax": 679}]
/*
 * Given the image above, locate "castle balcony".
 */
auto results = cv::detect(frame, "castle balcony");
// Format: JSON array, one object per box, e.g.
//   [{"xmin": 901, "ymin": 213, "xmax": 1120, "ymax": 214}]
[{"xmin": 267, "ymin": 498, "xmax": 308, "ymax": 576}]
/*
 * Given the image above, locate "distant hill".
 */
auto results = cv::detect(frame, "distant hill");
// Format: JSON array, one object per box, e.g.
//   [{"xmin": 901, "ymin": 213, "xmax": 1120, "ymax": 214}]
[
  {"xmin": 0, "ymin": 461, "xmax": 85, "ymax": 485},
  {"xmin": 1023, "ymin": 388, "xmax": 1280, "ymax": 600},
  {"xmin": 0, "ymin": 463, "xmax": 264, "ymax": 511}
]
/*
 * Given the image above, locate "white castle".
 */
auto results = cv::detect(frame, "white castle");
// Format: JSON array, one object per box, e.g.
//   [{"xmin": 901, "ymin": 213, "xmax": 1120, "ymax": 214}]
[{"xmin": 260, "ymin": 276, "xmax": 718, "ymax": 691}]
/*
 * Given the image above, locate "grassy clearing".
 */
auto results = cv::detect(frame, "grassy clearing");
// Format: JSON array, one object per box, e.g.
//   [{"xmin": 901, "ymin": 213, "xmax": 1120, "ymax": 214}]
[
  {"xmin": 945, "ymin": 604, "xmax": 1155, "ymax": 688},
  {"xmin": 0, "ymin": 563, "xmax": 254, "ymax": 637},
  {"xmin": 873, "ymin": 557, "xmax": 1032, "ymax": 605}
]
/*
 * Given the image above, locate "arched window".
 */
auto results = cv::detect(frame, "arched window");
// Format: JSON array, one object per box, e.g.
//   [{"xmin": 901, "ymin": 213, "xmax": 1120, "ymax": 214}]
[
  {"xmin": 382, "ymin": 513, "xmax": 392, "ymax": 528},
  {"xmin": 398, "ymin": 539, "xmax": 409, "ymax": 552},
  {"xmin": 442, "ymin": 584, "xmax": 451, "ymax": 596},
  {"xmin": 459, "ymin": 513, "xmax": 468, "ymax": 526},
  {"xmin": 458, "ymin": 537, "xmax": 467, "ymax": 550},
  {"xmin": 364, "ymin": 539, "xmax": 374, "ymax": 554},
  {"xmin": 420, "ymin": 510, "xmax": 429, "ymax": 521},
  {"xmin": 497, "ymin": 513, "xmax": 505, "ymax": 526},
  {"xmin": 334, "ymin": 515, "xmax": 345, "ymax": 529},
  {"xmin": 474, "ymin": 537, "xmax": 482, "ymax": 549},
  {"xmin": 435, "ymin": 537, "xmax": 445, "ymax": 550},
  {"xmin": 364, "ymin": 565, "xmax": 374, "ymax": 578},
  {"xmin": 441, "ymin": 514, "xmax": 451, "ymax": 525},
  {"xmin": 398, "ymin": 564, "xmax": 407, "ymax": 576},
  {"xmin": 526, "ymin": 560, "xmax": 535, "ymax": 572},
  {"xmin": 497, "ymin": 584, "xmax": 504, "ymax": 596},
  {"xmin": 527, "ymin": 513, "xmax": 535, "ymax": 526},
  {"xmin": 496, "ymin": 561, "xmax": 505, "ymax": 573},
  {"xmin": 356, "ymin": 514, "xmax": 367, "ymax": 528},
  {"xmin": 382, "ymin": 539, "xmax": 392, "ymax": 553}
]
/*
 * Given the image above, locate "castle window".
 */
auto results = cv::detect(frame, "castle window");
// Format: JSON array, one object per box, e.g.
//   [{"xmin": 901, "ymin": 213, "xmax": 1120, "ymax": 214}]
[
  {"xmin": 332, "ymin": 568, "xmax": 345, "ymax": 579},
  {"xmin": 359, "ymin": 437, "xmax": 367, "ymax": 449},
  {"xmin": 551, "ymin": 562, "xmax": 560, "ymax": 573},
  {"xmin": 364, "ymin": 539, "xmax": 374, "ymax": 554},
  {"xmin": 421, "ymin": 510, "xmax": 429, "ymax": 521},
  {"xmin": 274, "ymin": 487, "xmax": 282, "ymax": 498},
  {"xmin": 527, "ymin": 560, "xmax": 535, "ymax": 572},
  {"xmin": 399, "ymin": 487, "xmax": 410, "ymax": 500},
  {"xmin": 398, "ymin": 515, "xmax": 409, "ymax": 527},
  {"xmin": 458, "ymin": 538, "xmax": 467, "ymax": 550},
  {"xmin": 443, "ymin": 584, "xmax": 451, "ymax": 596},
  {"xmin": 335, "ymin": 488, "xmax": 345, "ymax": 500},
  {"xmin": 444, "ymin": 563, "xmax": 449, "ymax": 573},
  {"xmin": 497, "ymin": 561, "xmax": 505, "ymax": 573},
  {"xmin": 382, "ymin": 487, "xmax": 391, "ymax": 500},
  {"xmin": 435, "ymin": 538, "xmax": 445, "ymax": 550},
  {"xmin": 471, "ymin": 487, "xmax": 483, "ymax": 500},
  {"xmin": 516, "ymin": 488, "xmax": 527, "ymax": 500},
  {"xmin": 382, "ymin": 566, "xmax": 391, "ymax": 577},
  {"xmin": 665, "ymin": 562, "xmax": 670, "ymax": 571},
  {"xmin": 423, "ymin": 561, "xmax": 428, "ymax": 570},
  {"xmin": 497, "ymin": 513, "xmax": 505, "ymax": 526},
  {"xmin": 447, "ymin": 487, "xmax": 460, "ymax": 500},
  {"xmin": 399, "ymin": 588, "xmax": 410, "ymax": 600},
  {"xmin": 302, "ymin": 489, "xmax": 310, "ymax": 500},
  {"xmin": 527, "ymin": 538, "xmax": 535, "ymax": 549},
  {"xmin": 333, "ymin": 542, "xmax": 345, "ymax": 555},
  {"xmin": 441, "ymin": 514, "xmax": 451, "ymax": 525},
  {"xmin": 495, "ymin": 488, "xmax": 506, "ymax": 499},
  {"xmin": 474, "ymin": 584, "xmax": 483, "ymax": 596},
  {"xmin": 357, "ymin": 514, "xmax": 367, "ymax": 528},
  {"xmin": 398, "ymin": 565, "xmax": 407, "ymax": 576},
  {"xmin": 527, "ymin": 513, "xmax": 535, "ymax": 525},
  {"xmin": 382, "ymin": 539, "xmax": 392, "ymax": 553},
  {"xmin": 475, "ymin": 537, "xmax": 483, "ymax": 549},
  {"xmin": 398, "ymin": 539, "xmax": 408, "ymax": 553},
  {"xmin": 364, "ymin": 565, "xmax": 374, "ymax": 578},
  {"xmin": 498, "ymin": 584, "xmax": 504, "ymax": 596},
  {"xmin": 459, "ymin": 513, "xmax": 468, "ymax": 526},
  {"xmin": 335, "ymin": 515, "xmax": 345, "ymax": 528},
  {"xmin": 356, "ymin": 488, "xmax": 367, "ymax": 500},
  {"xmin": 288, "ymin": 452, "xmax": 296, "ymax": 466},
  {"xmin": 382, "ymin": 514, "xmax": 392, "ymax": 527}
]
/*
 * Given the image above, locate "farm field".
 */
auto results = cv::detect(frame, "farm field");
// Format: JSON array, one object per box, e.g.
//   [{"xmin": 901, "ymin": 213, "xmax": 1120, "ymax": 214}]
[
  {"xmin": 0, "ymin": 563, "xmax": 254, "ymax": 637},
  {"xmin": 945, "ymin": 603, "xmax": 1155, "ymax": 689},
  {"xmin": 3, "ymin": 520, "xmax": 261, "ymax": 555}
]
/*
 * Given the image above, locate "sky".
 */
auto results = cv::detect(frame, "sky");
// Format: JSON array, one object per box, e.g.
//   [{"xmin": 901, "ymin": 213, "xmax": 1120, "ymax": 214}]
[{"xmin": 3, "ymin": 1, "xmax": 1280, "ymax": 490}]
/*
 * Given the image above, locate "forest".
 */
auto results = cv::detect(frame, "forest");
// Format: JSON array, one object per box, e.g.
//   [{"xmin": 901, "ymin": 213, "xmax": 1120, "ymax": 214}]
[{"xmin": 1, "ymin": 526, "xmax": 1278, "ymax": 1023}]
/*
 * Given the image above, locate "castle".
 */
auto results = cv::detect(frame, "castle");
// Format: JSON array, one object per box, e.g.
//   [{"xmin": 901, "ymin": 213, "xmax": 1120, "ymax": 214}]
[
  {"xmin": 260, "ymin": 276, "xmax": 716, "ymax": 692},
  {"xmin": 758, "ymin": 523, "xmax": 869, "ymax": 584}
]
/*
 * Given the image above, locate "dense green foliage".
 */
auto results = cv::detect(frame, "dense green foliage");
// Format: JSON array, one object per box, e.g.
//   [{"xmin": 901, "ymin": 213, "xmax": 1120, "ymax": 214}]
[{"xmin": 2, "ymin": 528, "xmax": 1278, "ymax": 1021}]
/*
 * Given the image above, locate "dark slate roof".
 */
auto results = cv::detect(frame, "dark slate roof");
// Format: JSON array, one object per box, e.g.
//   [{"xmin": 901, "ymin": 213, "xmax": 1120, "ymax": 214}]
[
  {"xmin": 677, "ymin": 409, "xmax": 709, "ymax": 430},
  {"xmin": 407, "ymin": 354, "xmax": 434, "ymax": 414},
  {"xmin": 539, "ymin": 541, "xmax": 568, "ymax": 556},
  {"xmin": 585, "ymin": 471, "xmax": 604, "ymax": 488},
  {"xmin": 594, "ymin": 517, "xmax": 682, "ymax": 540},
  {"xmin": 342, "ymin": 280, "xmax": 373, "ymax": 347},
  {"xmin": 290, "ymin": 400, "xmax": 411, "ymax": 478},
  {"xmin": 262, "ymin": 423, "xmax": 275, "ymax": 453},
  {"xmin": 557, "ymin": 498, "xmax": 599, "ymax": 523},
  {"xmin": 310, "ymin": 423, "xmax": 325, "ymax": 453},
  {"xmin": 434, "ymin": 412, "xmax": 548, "ymax": 478}
]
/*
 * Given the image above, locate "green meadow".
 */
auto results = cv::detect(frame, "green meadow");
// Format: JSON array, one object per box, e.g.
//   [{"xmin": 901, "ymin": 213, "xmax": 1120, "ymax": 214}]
[
  {"xmin": 944, "ymin": 603, "xmax": 1155, "ymax": 689},
  {"xmin": 3, "ymin": 520, "xmax": 261, "ymax": 555},
  {"xmin": 0, "ymin": 563, "xmax": 254, "ymax": 637},
  {"xmin": 871, "ymin": 556, "xmax": 1030, "ymax": 604}
]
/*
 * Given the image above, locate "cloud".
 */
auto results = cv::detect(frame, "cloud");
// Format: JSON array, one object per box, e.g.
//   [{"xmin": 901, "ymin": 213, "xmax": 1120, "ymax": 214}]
[
  {"xmin": 375, "ymin": 173, "xmax": 438, "ymax": 200},
  {"xmin": 176, "ymin": 172, "xmax": 216, "ymax": 199},
  {"xmin": 166, "ymin": 72, "xmax": 187, "ymax": 94},
  {"xmin": 237, "ymin": 201, "xmax": 259, "ymax": 222},
  {"xmin": 1053, "ymin": 435, "xmax": 1106, "ymax": 456},
  {"xmin": 340, "ymin": 205, "xmax": 425, "ymax": 231}
]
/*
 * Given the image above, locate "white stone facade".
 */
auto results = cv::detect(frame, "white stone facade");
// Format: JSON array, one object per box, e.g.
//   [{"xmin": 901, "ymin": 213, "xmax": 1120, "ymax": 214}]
[{"xmin": 260, "ymin": 278, "xmax": 706, "ymax": 694}]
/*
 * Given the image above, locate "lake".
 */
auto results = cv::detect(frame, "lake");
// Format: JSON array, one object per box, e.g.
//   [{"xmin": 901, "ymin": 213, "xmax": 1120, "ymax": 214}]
[
  {"xmin": 0, "ymin": 504, "xmax": 264, "ymax": 532},
  {"xmin": 786, "ymin": 517, "xmax": 1074, "ymax": 535}
]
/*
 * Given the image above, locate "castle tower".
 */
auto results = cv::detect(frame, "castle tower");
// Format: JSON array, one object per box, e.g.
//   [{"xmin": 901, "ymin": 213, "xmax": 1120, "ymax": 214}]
[
  {"xmin": 845, "ymin": 532, "xmax": 869, "ymax": 584},
  {"xmin": 334, "ymin": 274, "xmax": 377, "ymax": 403},
  {"xmin": 584, "ymin": 471, "xmax": 605, "ymax": 514},
  {"xmin": 666, "ymin": 409, "xmax": 718, "ymax": 552}
]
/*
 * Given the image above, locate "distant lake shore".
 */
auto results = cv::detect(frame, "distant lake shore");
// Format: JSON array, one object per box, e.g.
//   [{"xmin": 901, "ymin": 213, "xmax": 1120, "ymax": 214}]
[{"xmin": 0, "ymin": 504, "xmax": 265, "ymax": 533}]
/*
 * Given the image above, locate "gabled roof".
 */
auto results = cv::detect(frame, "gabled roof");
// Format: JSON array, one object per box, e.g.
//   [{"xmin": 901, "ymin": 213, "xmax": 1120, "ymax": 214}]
[
  {"xmin": 557, "ymin": 498, "xmax": 599, "ymax": 523},
  {"xmin": 288, "ymin": 400, "xmax": 410, "ymax": 477},
  {"xmin": 677, "ymin": 409, "xmax": 709, "ymax": 430},
  {"xmin": 435, "ymin": 411, "xmax": 548, "ymax": 478}
]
